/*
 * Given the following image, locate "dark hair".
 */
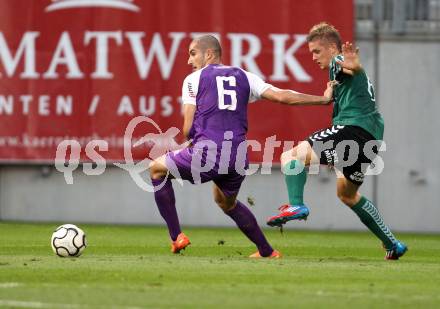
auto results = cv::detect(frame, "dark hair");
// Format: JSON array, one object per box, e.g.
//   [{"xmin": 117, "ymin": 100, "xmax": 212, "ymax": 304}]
[
  {"xmin": 194, "ymin": 35, "xmax": 222, "ymax": 58},
  {"xmin": 307, "ymin": 22, "xmax": 342, "ymax": 51}
]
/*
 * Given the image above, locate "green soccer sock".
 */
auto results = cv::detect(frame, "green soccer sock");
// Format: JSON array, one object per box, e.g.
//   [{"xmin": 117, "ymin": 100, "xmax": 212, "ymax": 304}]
[
  {"xmin": 282, "ymin": 160, "xmax": 307, "ymax": 205},
  {"xmin": 351, "ymin": 196, "xmax": 397, "ymax": 249}
]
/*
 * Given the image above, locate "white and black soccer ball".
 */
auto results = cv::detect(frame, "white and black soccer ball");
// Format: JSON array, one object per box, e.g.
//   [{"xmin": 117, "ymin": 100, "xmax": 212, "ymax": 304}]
[{"xmin": 51, "ymin": 224, "xmax": 87, "ymax": 257}]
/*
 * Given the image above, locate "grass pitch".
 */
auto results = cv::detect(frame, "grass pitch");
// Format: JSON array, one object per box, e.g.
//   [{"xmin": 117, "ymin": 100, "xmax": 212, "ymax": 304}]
[{"xmin": 1, "ymin": 222, "xmax": 440, "ymax": 308}]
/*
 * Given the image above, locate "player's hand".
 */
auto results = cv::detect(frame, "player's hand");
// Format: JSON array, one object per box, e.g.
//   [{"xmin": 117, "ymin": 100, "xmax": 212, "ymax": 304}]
[
  {"xmin": 323, "ymin": 81, "xmax": 336, "ymax": 103},
  {"xmin": 337, "ymin": 41, "xmax": 362, "ymax": 73}
]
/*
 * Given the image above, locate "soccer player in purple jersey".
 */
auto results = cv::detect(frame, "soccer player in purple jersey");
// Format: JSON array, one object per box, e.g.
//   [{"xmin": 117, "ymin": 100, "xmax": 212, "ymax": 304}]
[{"xmin": 149, "ymin": 35, "xmax": 333, "ymax": 258}]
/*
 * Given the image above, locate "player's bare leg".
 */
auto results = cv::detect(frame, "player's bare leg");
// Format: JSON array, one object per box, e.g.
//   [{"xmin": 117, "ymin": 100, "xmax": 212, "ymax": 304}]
[
  {"xmin": 150, "ymin": 155, "xmax": 190, "ymax": 253},
  {"xmin": 280, "ymin": 141, "xmax": 317, "ymax": 167},
  {"xmin": 337, "ymin": 175, "xmax": 407, "ymax": 260},
  {"xmin": 149, "ymin": 155, "xmax": 168, "ymax": 180},
  {"xmin": 213, "ymin": 184, "xmax": 280, "ymax": 258},
  {"xmin": 267, "ymin": 141, "xmax": 318, "ymax": 227},
  {"xmin": 335, "ymin": 173, "xmax": 361, "ymax": 207},
  {"xmin": 212, "ymin": 183, "xmax": 237, "ymax": 212}
]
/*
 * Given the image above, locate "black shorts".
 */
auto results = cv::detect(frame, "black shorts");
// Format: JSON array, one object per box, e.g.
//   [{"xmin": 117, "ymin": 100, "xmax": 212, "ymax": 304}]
[{"xmin": 307, "ymin": 125, "xmax": 380, "ymax": 185}]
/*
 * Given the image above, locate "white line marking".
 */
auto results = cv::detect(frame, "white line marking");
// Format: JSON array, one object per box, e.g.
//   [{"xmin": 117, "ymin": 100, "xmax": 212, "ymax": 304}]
[
  {"xmin": 0, "ymin": 282, "xmax": 21, "ymax": 288},
  {"xmin": 0, "ymin": 300, "xmax": 80, "ymax": 308},
  {"xmin": 0, "ymin": 299, "xmax": 146, "ymax": 309}
]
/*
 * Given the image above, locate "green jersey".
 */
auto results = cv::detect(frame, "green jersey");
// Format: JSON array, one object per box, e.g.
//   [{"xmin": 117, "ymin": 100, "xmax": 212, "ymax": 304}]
[{"xmin": 329, "ymin": 55, "xmax": 384, "ymax": 140}]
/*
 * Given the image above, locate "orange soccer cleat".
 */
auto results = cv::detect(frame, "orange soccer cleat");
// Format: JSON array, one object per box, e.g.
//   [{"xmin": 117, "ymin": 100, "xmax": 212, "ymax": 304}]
[
  {"xmin": 171, "ymin": 232, "xmax": 191, "ymax": 254},
  {"xmin": 249, "ymin": 249, "xmax": 282, "ymax": 259}
]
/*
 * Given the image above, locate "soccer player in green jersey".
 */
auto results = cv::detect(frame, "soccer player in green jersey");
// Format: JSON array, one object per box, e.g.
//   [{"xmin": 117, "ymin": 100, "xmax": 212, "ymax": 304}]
[{"xmin": 267, "ymin": 22, "xmax": 408, "ymax": 260}]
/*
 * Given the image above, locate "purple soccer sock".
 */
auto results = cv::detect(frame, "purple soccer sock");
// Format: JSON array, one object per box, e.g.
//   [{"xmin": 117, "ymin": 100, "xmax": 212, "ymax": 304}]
[
  {"xmin": 152, "ymin": 177, "xmax": 181, "ymax": 241},
  {"xmin": 225, "ymin": 200, "xmax": 274, "ymax": 257}
]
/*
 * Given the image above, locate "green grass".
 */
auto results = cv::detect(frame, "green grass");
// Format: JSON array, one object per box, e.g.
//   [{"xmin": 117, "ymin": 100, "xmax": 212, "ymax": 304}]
[{"xmin": 0, "ymin": 222, "xmax": 439, "ymax": 308}]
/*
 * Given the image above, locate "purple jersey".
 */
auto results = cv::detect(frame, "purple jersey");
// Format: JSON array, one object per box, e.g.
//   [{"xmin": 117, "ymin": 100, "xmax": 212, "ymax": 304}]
[
  {"xmin": 165, "ymin": 65, "xmax": 271, "ymax": 195},
  {"xmin": 181, "ymin": 64, "xmax": 271, "ymax": 148}
]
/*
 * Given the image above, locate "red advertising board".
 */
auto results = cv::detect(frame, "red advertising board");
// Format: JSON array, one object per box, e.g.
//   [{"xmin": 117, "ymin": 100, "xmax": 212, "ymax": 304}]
[{"xmin": 0, "ymin": 0, "xmax": 353, "ymax": 163}]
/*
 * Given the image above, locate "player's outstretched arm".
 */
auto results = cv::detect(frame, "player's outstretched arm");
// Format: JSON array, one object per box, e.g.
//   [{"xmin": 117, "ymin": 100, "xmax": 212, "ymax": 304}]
[
  {"xmin": 336, "ymin": 41, "xmax": 363, "ymax": 75},
  {"xmin": 261, "ymin": 82, "xmax": 334, "ymax": 106}
]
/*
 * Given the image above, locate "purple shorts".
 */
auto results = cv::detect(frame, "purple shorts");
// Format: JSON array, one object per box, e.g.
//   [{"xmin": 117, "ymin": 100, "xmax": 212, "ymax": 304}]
[{"xmin": 165, "ymin": 147, "xmax": 245, "ymax": 197}]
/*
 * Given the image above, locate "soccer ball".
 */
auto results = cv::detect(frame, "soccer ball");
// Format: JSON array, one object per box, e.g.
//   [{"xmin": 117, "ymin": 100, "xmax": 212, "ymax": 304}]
[{"xmin": 51, "ymin": 224, "xmax": 87, "ymax": 257}]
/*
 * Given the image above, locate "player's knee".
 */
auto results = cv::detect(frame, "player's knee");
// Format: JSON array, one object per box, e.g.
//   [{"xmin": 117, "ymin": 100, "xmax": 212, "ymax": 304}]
[
  {"xmin": 214, "ymin": 195, "xmax": 234, "ymax": 212},
  {"xmin": 221, "ymin": 201, "xmax": 236, "ymax": 212},
  {"xmin": 214, "ymin": 198, "xmax": 232, "ymax": 212},
  {"xmin": 218, "ymin": 204, "xmax": 229, "ymax": 212},
  {"xmin": 149, "ymin": 160, "xmax": 166, "ymax": 180},
  {"xmin": 337, "ymin": 191, "xmax": 357, "ymax": 207},
  {"xmin": 216, "ymin": 200, "xmax": 232, "ymax": 212},
  {"xmin": 280, "ymin": 149, "xmax": 297, "ymax": 166}
]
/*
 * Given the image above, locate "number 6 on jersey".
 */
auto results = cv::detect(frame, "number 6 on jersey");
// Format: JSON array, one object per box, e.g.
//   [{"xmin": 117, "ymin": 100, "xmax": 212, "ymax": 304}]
[{"xmin": 216, "ymin": 76, "xmax": 237, "ymax": 110}]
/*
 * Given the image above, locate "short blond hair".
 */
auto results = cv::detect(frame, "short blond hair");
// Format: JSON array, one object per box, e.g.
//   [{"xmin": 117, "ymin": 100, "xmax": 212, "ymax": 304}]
[{"xmin": 307, "ymin": 22, "xmax": 342, "ymax": 51}]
